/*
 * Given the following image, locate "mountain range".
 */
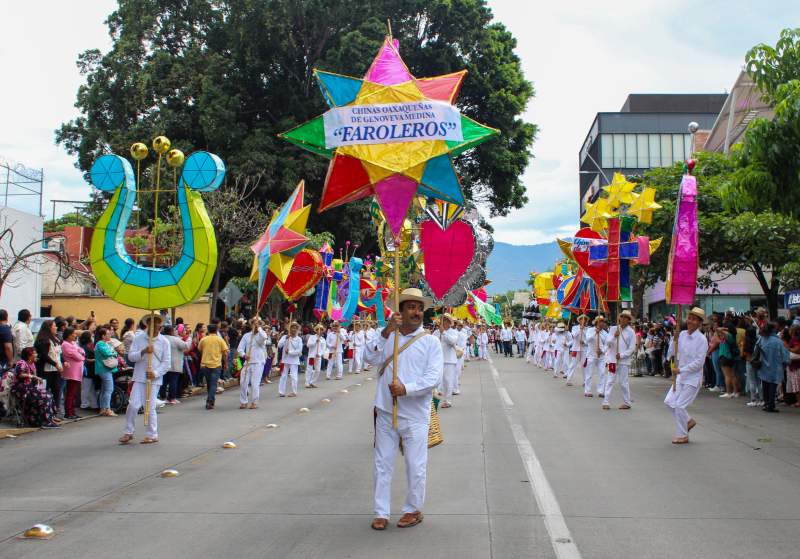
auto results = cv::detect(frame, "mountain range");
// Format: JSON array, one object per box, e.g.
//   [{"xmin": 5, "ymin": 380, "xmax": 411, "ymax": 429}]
[{"xmin": 485, "ymin": 241, "xmax": 563, "ymax": 295}]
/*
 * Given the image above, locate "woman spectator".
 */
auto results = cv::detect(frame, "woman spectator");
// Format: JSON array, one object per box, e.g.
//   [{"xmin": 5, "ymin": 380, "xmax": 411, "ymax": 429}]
[
  {"xmin": 120, "ymin": 318, "xmax": 136, "ymax": 361},
  {"xmin": 162, "ymin": 325, "xmax": 191, "ymax": 404},
  {"xmin": 60, "ymin": 327, "xmax": 85, "ymax": 419},
  {"xmin": 34, "ymin": 320, "xmax": 63, "ymax": 414},
  {"xmin": 12, "ymin": 347, "xmax": 60, "ymax": 428},
  {"xmin": 785, "ymin": 325, "xmax": 800, "ymax": 408},
  {"xmin": 717, "ymin": 327, "xmax": 741, "ymax": 398},
  {"xmin": 79, "ymin": 330, "xmax": 98, "ymax": 410},
  {"xmin": 757, "ymin": 322, "xmax": 789, "ymax": 413},
  {"xmin": 94, "ymin": 327, "xmax": 119, "ymax": 417}
]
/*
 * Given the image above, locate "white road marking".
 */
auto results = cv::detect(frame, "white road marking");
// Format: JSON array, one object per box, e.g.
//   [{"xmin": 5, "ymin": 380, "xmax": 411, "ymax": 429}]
[{"xmin": 488, "ymin": 357, "xmax": 582, "ymax": 559}]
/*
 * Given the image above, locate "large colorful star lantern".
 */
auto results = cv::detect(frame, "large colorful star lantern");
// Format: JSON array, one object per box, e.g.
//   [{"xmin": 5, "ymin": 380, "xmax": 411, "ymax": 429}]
[
  {"xmin": 580, "ymin": 197, "xmax": 616, "ymax": 232},
  {"xmin": 280, "ymin": 36, "xmax": 498, "ymax": 238},
  {"xmin": 627, "ymin": 186, "xmax": 662, "ymax": 224},
  {"xmin": 249, "ymin": 181, "xmax": 311, "ymax": 309},
  {"xmin": 603, "ymin": 172, "xmax": 637, "ymax": 209}
]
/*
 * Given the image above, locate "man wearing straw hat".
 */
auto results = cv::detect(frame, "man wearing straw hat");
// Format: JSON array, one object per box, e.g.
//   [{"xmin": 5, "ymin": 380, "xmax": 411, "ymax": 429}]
[
  {"xmin": 364, "ymin": 288, "xmax": 443, "ymax": 531},
  {"xmin": 602, "ymin": 310, "xmax": 636, "ymax": 410},
  {"xmin": 305, "ymin": 323, "xmax": 327, "ymax": 388},
  {"xmin": 566, "ymin": 314, "xmax": 590, "ymax": 386},
  {"xmin": 325, "ymin": 321, "xmax": 348, "ymax": 380},
  {"xmin": 118, "ymin": 314, "xmax": 169, "ymax": 445},
  {"xmin": 349, "ymin": 319, "xmax": 366, "ymax": 374},
  {"xmin": 584, "ymin": 316, "xmax": 609, "ymax": 397},
  {"xmin": 438, "ymin": 314, "xmax": 460, "ymax": 408},
  {"xmin": 237, "ymin": 318, "xmax": 268, "ymax": 409},
  {"xmin": 664, "ymin": 307, "xmax": 708, "ymax": 444}
]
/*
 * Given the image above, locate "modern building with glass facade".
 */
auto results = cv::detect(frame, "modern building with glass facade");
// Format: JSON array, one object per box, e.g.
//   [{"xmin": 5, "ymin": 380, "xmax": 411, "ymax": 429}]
[{"xmin": 578, "ymin": 94, "xmax": 726, "ymax": 213}]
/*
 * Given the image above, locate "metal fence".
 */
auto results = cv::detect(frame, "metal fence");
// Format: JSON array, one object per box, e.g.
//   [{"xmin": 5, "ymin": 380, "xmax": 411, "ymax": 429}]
[{"xmin": 0, "ymin": 156, "xmax": 43, "ymax": 216}]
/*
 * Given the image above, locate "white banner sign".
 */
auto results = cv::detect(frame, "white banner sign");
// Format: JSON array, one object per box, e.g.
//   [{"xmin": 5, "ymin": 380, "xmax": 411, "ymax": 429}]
[{"xmin": 323, "ymin": 100, "xmax": 463, "ymax": 148}]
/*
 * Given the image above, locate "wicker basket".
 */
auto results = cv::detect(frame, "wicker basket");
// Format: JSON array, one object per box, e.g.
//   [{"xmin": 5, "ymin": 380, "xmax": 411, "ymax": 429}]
[{"xmin": 428, "ymin": 400, "xmax": 443, "ymax": 448}]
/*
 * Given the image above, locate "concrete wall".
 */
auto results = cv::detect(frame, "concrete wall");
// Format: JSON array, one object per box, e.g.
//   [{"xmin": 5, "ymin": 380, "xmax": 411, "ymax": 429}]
[
  {"xmin": 0, "ymin": 207, "xmax": 43, "ymax": 319},
  {"xmin": 41, "ymin": 295, "xmax": 212, "ymax": 327}
]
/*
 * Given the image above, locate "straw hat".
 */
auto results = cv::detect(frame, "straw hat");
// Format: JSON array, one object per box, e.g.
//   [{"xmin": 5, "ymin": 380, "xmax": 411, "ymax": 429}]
[
  {"xmin": 441, "ymin": 313, "xmax": 455, "ymax": 324},
  {"xmin": 619, "ymin": 310, "xmax": 633, "ymax": 320},
  {"xmin": 577, "ymin": 314, "xmax": 589, "ymax": 322},
  {"xmin": 140, "ymin": 313, "xmax": 164, "ymax": 328},
  {"xmin": 557, "ymin": 322, "xmax": 566, "ymax": 328},
  {"xmin": 392, "ymin": 287, "xmax": 432, "ymax": 311},
  {"xmin": 594, "ymin": 315, "xmax": 606, "ymax": 325},
  {"xmin": 314, "ymin": 323, "xmax": 325, "ymax": 332},
  {"xmin": 687, "ymin": 307, "xmax": 706, "ymax": 321}
]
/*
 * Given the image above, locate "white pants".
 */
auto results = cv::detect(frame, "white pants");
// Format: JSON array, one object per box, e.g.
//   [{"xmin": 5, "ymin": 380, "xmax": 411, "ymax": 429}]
[
  {"xmin": 81, "ymin": 376, "xmax": 98, "ymax": 408},
  {"xmin": 554, "ymin": 350, "xmax": 568, "ymax": 377},
  {"xmin": 306, "ymin": 356, "xmax": 322, "ymax": 386},
  {"xmin": 566, "ymin": 351, "xmax": 583, "ymax": 382},
  {"xmin": 455, "ymin": 357, "xmax": 464, "ymax": 392},
  {"xmin": 239, "ymin": 362, "xmax": 263, "ymax": 404},
  {"xmin": 327, "ymin": 353, "xmax": 344, "ymax": 379},
  {"xmin": 125, "ymin": 381, "xmax": 158, "ymax": 439},
  {"xmin": 374, "ymin": 409, "xmax": 429, "ymax": 519},
  {"xmin": 349, "ymin": 346, "xmax": 364, "ymax": 373},
  {"xmin": 585, "ymin": 357, "xmax": 606, "ymax": 395},
  {"xmin": 525, "ymin": 341, "xmax": 535, "ymax": 362},
  {"xmin": 279, "ymin": 363, "xmax": 299, "ymax": 395},
  {"xmin": 442, "ymin": 363, "xmax": 458, "ymax": 404},
  {"xmin": 664, "ymin": 382, "xmax": 700, "ymax": 437},
  {"xmin": 603, "ymin": 363, "xmax": 631, "ymax": 406},
  {"xmin": 479, "ymin": 344, "xmax": 488, "ymax": 360},
  {"xmin": 544, "ymin": 351, "xmax": 554, "ymax": 370}
]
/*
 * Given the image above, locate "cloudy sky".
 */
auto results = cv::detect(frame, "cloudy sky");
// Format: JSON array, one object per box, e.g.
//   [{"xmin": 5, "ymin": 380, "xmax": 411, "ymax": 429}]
[{"xmin": 1, "ymin": 1, "xmax": 797, "ymax": 242}]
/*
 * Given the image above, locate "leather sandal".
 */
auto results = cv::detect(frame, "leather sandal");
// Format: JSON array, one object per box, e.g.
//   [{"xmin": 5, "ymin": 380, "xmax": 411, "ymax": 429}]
[
  {"xmin": 397, "ymin": 511, "xmax": 423, "ymax": 528},
  {"xmin": 601, "ymin": 404, "xmax": 610, "ymax": 410},
  {"xmin": 118, "ymin": 434, "xmax": 134, "ymax": 445},
  {"xmin": 672, "ymin": 437, "xmax": 689, "ymax": 444},
  {"xmin": 371, "ymin": 517, "xmax": 388, "ymax": 531},
  {"xmin": 239, "ymin": 404, "xmax": 248, "ymax": 409},
  {"xmin": 140, "ymin": 437, "xmax": 159, "ymax": 444},
  {"xmin": 618, "ymin": 404, "xmax": 631, "ymax": 410},
  {"xmin": 687, "ymin": 418, "xmax": 696, "ymax": 431}
]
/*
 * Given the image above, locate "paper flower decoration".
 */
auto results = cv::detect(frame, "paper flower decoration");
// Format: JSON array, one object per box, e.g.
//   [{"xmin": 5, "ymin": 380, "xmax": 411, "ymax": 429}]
[
  {"xmin": 249, "ymin": 181, "xmax": 311, "ymax": 308},
  {"xmin": 280, "ymin": 36, "xmax": 498, "ymax": 238}
]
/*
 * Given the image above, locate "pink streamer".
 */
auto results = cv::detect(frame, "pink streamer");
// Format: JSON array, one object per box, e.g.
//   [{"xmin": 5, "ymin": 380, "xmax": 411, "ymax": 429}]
[{"xmin": 666, "ymin": 175, "xmax": 699, "ymax": 305}]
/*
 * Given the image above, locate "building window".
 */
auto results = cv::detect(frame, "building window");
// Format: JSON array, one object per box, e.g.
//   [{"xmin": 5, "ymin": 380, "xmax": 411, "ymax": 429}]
[
  {"xmin": 660, "ymin": 134, "xmax": 672, "ymax": 165},
  {"xmin": 637, "ymin": 135, "xmax": 649, "ymax": 168},
  {"xmin": 624, "ymin": 134, "xmax": 637, "ymax": 168},
  {"xmin": 600, "ymin": 135, "xmax": 613, "ymax": 168},
  {"xmin": 672, "ymin": 134, "xmax": 685, "ymax": 163},
  {"xmin": 613, "ymin": 134, "xmax": 625, "ymax": 168},
  {"xmin": 648, "ymin": 134, "xmax": 660, "ymax": 167},
  {"xmin": 684, "ymin": 134, "xmax": 693, "ymax": 158}
]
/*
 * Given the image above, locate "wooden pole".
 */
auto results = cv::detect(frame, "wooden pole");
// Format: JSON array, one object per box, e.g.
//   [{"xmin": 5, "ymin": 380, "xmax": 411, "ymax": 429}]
[
  {"xmin": 672, "ymin": 304, "xmax": 681, "ymax": 392},
  {"xmin": 392, "ymin": 247, "xmax": 400, "ymax": 430}
]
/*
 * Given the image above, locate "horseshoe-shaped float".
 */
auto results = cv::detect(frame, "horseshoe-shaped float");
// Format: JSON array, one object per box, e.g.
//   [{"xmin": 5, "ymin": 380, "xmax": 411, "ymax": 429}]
[{"xmin": 88, "ymin": 151, "xmax": 225, "ymax": 310}]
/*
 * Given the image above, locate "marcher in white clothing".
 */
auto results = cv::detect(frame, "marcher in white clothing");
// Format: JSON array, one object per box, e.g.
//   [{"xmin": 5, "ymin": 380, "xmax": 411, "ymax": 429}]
[
  {"xmin": 602, "ymin": 311, "xmax": 636, "ymax": 410},
  {"xmin": 584, "ymin": 316, "xmax": 608, "ymax": 397},
  {"xmin": 305, "ymin": 324, "xmax": 328, "ymax": 388},
  {"xmin": 478, "ymin": 326, "xmax": 489, "ymax": 360},
  {"xmin": 278, "ymin": 323, "xmax": 303, "ymax": 396},
  {"xmin": 526, "ymin": 324, "xmax": 537, "ymax": 362},
  {"xmin": 325, "ymin": 322, "xmax": 347, "ymax": 379},
  {"xmin": 349, "ymin": 321, "xmax": 366, "ymax": 373},
  {"xmin": 551, "ymin": 322, "xmax": 572, "ymax": 377},
  {"xmin": 438, "ymin": 315, "xmax": 460, "ymax": 407},
  {"xmin": 118, "ymin": 314, "xmax": 170, "ymax": 444},
  {"xmin": 454, "ymin": 321, "xmax": 468, "ymax": 394},
  {"xmin": 237, "ymin": 319, "xmax": 268, "ymax": 408},
  {"xmin": 514, "ymin": 326, "xmax": 527, "ymax": 358},
  {"xmin": 664, "ymin": 307, "xmax": 709, "ymax": 443},
  {"xmin": 363, "ymin": 288, "xmax": 443, "ymax": 530},
  {"xmin": 566, "ymin": 315, "xmax": 589, "ymax": 386}
]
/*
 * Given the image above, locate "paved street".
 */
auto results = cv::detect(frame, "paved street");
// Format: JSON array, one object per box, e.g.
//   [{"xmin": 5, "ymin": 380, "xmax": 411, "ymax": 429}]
[{"xmin": 2, "ymin": 354, "xmax": 800, "ymax": 559}]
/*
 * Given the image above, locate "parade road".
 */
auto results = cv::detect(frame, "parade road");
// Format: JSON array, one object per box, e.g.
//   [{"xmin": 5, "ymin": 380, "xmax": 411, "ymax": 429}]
[{"xmin": 2, "ymin": 354, "xmax": 799, "ymax": 559}]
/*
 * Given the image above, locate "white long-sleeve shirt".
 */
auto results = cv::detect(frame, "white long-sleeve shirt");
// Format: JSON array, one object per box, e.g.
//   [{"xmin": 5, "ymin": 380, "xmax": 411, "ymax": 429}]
[
  {"xmin": 326, "ymin": 330, "xmax": 348, "ymax": 355},
  {"xmin": 605, "ymin": 325, "xmax": 636, "ymax": 365},
  {"xmin": 479, "ymin": 332, "xmax": 489, "ymax": 346},
  {"xmin": 667, "ymin": 329, "xmax": 709, "ymax": 387},
  {"xmin": 278, "ymin": 335, "xmax": 303, "ymax": 365},
  {"xmin": 237, "ymin": 328, "xmax": 269, "ymax": 364},
  {"xmin": 500, "ymin": 327, "xmax": 513, "ymax": 342},
  {"xmin": 351, "ymin": 330, "xmax": 366, "ymax": 348},
  {"xmin": 128, "ymin": 330, "xmax": 170, "ymax": 385},
  {"xmin": 364, "ymin": 326, "xmax": 443, "ymax": 421},
  {"xmin": 514, "ymin": 329, "xmax": 527, "ymax": 343},
  {"xmin": 306, "ymin": 333, "xmax": 328, "ymax": 358},
  {"xmin": 586, "ymin": 327, "xmax": 608, "ymax": 360},
  {"xmin": 570, "ymin": 325, "xmax": 588, "ymax": 352},
  {"xmin": 439, "ymin": 327, "xmax": 459, "ymax": 364}
]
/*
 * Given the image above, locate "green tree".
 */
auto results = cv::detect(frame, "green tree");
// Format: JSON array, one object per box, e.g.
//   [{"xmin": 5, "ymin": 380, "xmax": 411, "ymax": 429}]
[
  {"xmin": 56, "ymin": 0, "xmax": 536, "ymax": 247},
  {"xmin": 746, "ymin": 27, "xmax": 800, "ymax": 104}
]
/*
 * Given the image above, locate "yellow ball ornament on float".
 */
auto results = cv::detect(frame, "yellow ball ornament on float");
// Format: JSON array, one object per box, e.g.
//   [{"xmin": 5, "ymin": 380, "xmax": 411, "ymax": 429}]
[
  {"xmin": 166, "ymin": 149, "xmax": 185, "ymax": 168},
  {"xmin": 152, "ymin": 136, "xmax": 171, "ymax": 154},
  {"xmin": 130, "ymin": 142, "xmax": 149, "ymax": 161}
]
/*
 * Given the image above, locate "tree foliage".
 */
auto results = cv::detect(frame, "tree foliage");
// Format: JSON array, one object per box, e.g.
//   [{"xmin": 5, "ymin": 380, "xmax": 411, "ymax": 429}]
[
  {"xmin": 746, "ymin": 27, "xmax": 800, "ymax": 104},
  {"xmin": 56, "ymin": 0, "xmax": 536, "ymax": 249}
]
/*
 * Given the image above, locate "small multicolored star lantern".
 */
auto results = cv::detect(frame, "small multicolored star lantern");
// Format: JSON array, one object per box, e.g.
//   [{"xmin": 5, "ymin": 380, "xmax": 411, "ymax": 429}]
[
  {"xmin": 580, "ymin": 197, "xmax": 616, "ymax": 232},
  {"xmin": 280, "ymin": 35, "xmax": 498, "ymax": 238},
  {"xmin": 627, "ymin": 186, "xmax": 662, "ymax": 224},
  {"xmin": 249, "ymin": 181, "xmax": 310, "ymax": 309}
]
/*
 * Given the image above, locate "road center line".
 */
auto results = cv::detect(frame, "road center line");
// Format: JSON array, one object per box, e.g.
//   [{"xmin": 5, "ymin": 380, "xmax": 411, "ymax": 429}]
[{"xmin": 487, "ymin": 357, "xmax": 582, "ymax": 559}]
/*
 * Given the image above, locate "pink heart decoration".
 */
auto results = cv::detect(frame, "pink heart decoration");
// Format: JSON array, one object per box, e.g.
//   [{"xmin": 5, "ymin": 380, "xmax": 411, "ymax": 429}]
[{"xmin": 420, "ymin": 220, "xmax": 475, "ymax": 299}]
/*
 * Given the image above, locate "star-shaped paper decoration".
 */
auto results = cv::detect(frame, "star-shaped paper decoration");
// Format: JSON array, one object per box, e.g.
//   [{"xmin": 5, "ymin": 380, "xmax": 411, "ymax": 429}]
[
  {"xmin": 627, "ymin": 187, "xmax": 662, "ymax": 224},
  {"xmin": 249, "ymin": 181, "xmax": 311, "ymax": 308},
  {"xmin": 603, "ymin": 172, "xmax": 636, "ymax": 209},
  {"xmin": 280, "ymin": 36, "xmax": 498, "ymax": 238},
  {"xmin": 580, "ymin": 198, "xmax": 616, "ymax": 232}
]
